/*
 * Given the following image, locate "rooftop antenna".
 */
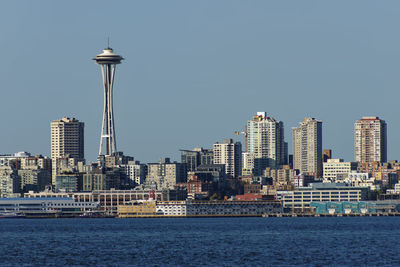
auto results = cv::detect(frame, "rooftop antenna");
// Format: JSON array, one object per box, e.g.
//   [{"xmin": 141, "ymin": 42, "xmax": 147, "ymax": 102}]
[{"xmin": 107, "ymin": 37, "xmax": 110, "ymax": 49}]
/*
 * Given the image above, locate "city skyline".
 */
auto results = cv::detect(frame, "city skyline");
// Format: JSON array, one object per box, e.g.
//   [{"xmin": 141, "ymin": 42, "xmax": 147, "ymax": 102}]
[{"xmin": 1, "ymin": 1, "xmax": 400, "ymax": 163}]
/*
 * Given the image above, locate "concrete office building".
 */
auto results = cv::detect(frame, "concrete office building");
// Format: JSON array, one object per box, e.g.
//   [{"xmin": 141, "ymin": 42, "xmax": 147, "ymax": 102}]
[
  {"xmin": 19, "ymin": 169, "xmax": 51, "ymax": 193},
  {"xmin": 83, "ymin": 168, "xmax": 121, "ymax": 191},
  {"xmin": 280, "ymin": 185, "xmax": 363, "ymax": 212},
  {"xmin": 242, "ymin": 152, "xmax": 256, "ymax": 176},
  {"xmin": 323, "ymin": 159, "xmax": 358, "ymax": 182},
  {"xmin": 121, "ymin": 161, "xmax": 147, "ymax": 185},
  {"xmin": 354, "ymin": 117, "xmax": 387, "ymax": 163},
  {"xmin": 51, "ymin": 117, "xmax": 84, "ymax": 184},
  {"xmin": 0, "ymin": 152, "xmax": 31, "ymax": 167},
  {"xmin": 102, "ymin": 152, "xmax": 134, "ymax": 168},
  {"xmin": 56, "ymin": 174, "xmax": 83, "ymax": 192},
  {"xmin": 146, "ymin": 158, "xmax": 187, "ymax": 190},
  {"xmin": 213, "ymin": 139, "xmax": 242, "ymax": 178},
  {"xmin": 181, "ymin": 148, "xmax": 213, "ymax": 172},
  {"xmin": 264, "ymin": 165, "xmax": 298, "ymax": 186},
  {"xmin": 293, "ymin": 118, "xmax": 322, "ymax": 178},
  {"xmin": 20, "ymin": 155, "xmax": 52, "ymax": 178},
  {"xmin": 246, "ymin": 112, "xmax": 287, "ymax": 175},
  {"xmin": 0, "ymin": 166, "xmax": 21, "ymax": 197}
]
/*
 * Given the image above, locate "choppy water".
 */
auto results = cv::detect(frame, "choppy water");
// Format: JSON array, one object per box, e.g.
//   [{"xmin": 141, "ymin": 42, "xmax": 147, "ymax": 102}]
[{"xmin": 0, "ymin": 217, "xmax": 399, "ymax": 266}]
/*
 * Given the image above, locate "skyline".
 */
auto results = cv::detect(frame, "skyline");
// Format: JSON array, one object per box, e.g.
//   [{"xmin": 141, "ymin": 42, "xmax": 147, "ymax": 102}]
[{"xmin": 2, "ymin": 1, "xmax": 400, "ymax": 163}]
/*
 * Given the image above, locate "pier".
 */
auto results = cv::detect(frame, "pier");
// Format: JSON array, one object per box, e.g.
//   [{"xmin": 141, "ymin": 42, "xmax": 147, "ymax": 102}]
[{"xmin": 262, "ymin": 212, "xmax": 400, "ymax": 218}]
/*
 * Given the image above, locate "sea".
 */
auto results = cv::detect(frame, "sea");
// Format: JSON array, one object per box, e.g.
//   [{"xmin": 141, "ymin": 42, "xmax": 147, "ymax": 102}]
[{"xmin": 0, "ymin": 217, "xmax": 399, "ymax": 266}]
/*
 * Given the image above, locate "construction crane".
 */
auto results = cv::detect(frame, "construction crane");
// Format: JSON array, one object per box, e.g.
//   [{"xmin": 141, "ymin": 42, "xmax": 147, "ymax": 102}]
[
  {"xmin": 234, "ymin": 130, "xmax": 248, "ymax": 152},
  {"xmin": 234, "ymin": 131, "xmax": 247, "ymax": 137}
]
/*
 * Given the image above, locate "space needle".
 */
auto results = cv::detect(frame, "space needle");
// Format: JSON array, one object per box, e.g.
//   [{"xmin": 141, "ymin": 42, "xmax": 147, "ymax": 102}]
[{"xmin": 93, "ymin": 43, "xmax": 124, "ymax": 157}]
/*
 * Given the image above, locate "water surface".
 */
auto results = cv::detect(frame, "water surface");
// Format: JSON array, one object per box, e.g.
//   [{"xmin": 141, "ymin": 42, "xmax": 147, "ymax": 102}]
[{"xmin": 0, "ymin": 217, "xmax": 399, "ymax": 266}]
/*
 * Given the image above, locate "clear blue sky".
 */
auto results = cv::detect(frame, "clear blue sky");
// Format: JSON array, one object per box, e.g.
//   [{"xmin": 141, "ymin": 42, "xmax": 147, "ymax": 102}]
[{"xmin": 1, "ymin": 1, "xmax": 399, "ymax": 163}]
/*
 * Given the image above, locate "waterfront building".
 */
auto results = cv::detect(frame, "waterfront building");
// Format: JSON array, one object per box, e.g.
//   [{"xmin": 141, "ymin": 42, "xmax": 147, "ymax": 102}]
[
  {"xmin": 279, "ymin": 183, "xmax": 365, "ymax": 212},
  {"xmin": 311, "ymin": 200, "xmax": 400, "ymax": 215},
  {"xmin": 323, "ymin": 159, "xmax": 358, "ymax": 182},
  {"xmin": 118, "ymin": 200, "xmax": 282, "ymax": 217},
  {"xmin": 293, "ymin": 118, "xmax": 323, "ymax": 178},
  {"xmin": 118, "ymin": 200, "xmax": 157, "ymax": 217},
  {"xmin": 25, "ymin": 188, "xmax": 186, "ymax": 215},
  {"xmin": 51, "ymin": 117, "xmax": 84, "ymax": 184},
  {"xmin": 213, "ymin": 139, "xmax": 242, "ymax": 178},
  {"xmin": 354, "ymin": 116, "xmax": 387, "ymax": 163},
  {"xmin": 168, "ymin": 200, "xmax": 282, "ymax": 216},
  {"xmin": 146, "ymin": 158, "xmax": 187, "ymax": 190},
  {"xmin": 235, "ymin": 194, "xmax": 264, "ymax": 201},
  {"xmin": 0, "ymin": 197, "xmax": 99, "ymax": 216},
  {"xmin": 246, "ymin": 112, "xmax": 287, "ymax": 175}
]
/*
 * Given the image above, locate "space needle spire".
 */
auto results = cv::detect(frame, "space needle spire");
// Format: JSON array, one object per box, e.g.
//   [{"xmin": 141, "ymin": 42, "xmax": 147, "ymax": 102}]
[{"xmin": 93, "ymin": 43, "xmax": 124, "ymax": 156}]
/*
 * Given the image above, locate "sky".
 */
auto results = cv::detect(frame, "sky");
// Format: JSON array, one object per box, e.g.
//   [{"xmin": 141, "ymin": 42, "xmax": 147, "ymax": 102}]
[{"xmin": 1, "ymin": 1, "xmax": 400, "ymax": 163}]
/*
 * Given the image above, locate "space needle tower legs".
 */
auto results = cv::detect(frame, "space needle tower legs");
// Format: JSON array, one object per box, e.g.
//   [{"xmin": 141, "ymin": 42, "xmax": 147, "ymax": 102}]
[{"xmin": 93, "ymin": 45, "xmax": 124, "ymax": 156}]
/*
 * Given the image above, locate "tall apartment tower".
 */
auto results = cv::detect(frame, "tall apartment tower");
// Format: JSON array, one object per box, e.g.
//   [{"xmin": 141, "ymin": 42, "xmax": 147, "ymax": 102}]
[
  {"xmin": 293, "ymin": 118, "xmax": 322, "ymax": 178},
  {"xmin": 50, "ymin": 117, "xmax": 84, "ymax": 184},
  {"xmin": 213, "ymin": 139, "xmax": 242, "ymax": 178},
  {"xmin": 246, "ymin": 112, "xmax": 287, "ymax": 175},
  {"xmin": 354, "ymin": 116, "xmax": 387, "ymax": 163}
]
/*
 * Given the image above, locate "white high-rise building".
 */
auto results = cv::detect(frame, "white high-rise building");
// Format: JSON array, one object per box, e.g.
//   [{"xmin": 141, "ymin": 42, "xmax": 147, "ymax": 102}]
[
  {"xmin": 213, "ymin": 139, "xmax": 242, "ymax": 178},
  {"xmin": 246, "ymin": 112, "xmax": 286, "ymax": 175},
  {"xmin": 50, "ymin": 117, "xmax": 84, "ymax": 184},
  {"xmin": 293, "ymin": 118, "xmax": 322, "ymax": 178},
  {"xmin": 354, "ymin": 117, "xmax": 387, "ymax": 163}
]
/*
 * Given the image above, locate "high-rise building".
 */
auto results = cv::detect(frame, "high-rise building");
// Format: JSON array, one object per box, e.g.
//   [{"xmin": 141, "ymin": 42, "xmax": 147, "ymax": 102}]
[
  {"xmin": 246, "ymin": 112, "xmax": 287, "ymax": 175},
  {"xmin": 213, "ymin": 139, "xmax": 242, "ymax": 178},
  {"xmin": 354, "ymin": 116, "xmax": 387, "ymax": 163},
  {"xmin": 50, "ymin": 117, "xmax": 84, "ymax": 184},
  {"xmin": 293, "ymin": 118, "xmax": 322, "ymax": 177},
  {"xmin": 93, "ymin": 45, "xmax": 124, "ymax": 157}
]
